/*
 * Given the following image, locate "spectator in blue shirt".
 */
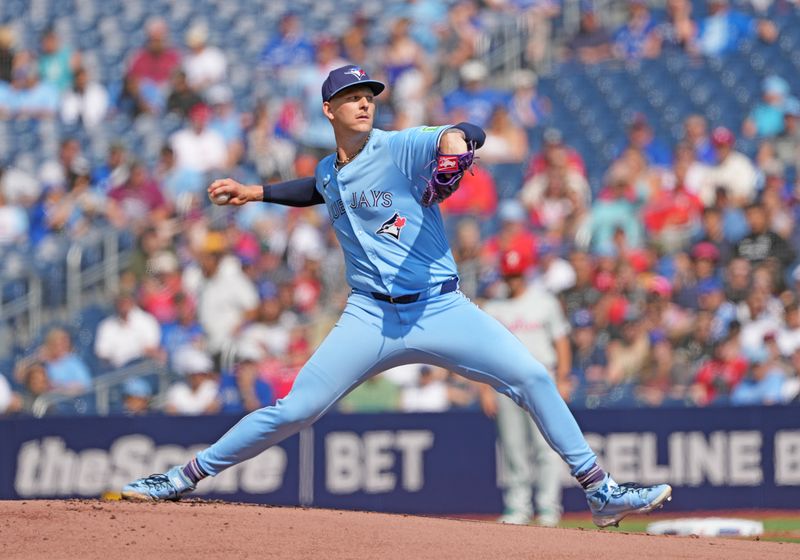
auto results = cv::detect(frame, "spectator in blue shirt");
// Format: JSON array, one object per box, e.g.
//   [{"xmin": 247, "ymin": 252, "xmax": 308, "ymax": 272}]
[
  {"xmin": 443, "ymin": 60, "xmax": 509, "ymax": 128},
  {"xmin": 217, "ymin": 347, "xmax": 274, "ymax": 414},
  {"xmin": 259, "ymin": 13, "xmax": 315, "ymax": 72},
  {"xmin": 697, "ymin": 0, "xmax": 777, "ymax": 57},
  {"xmin": 743, "ymin": 75, "xmax": 793, "ymax": 139},
  {"xmin": 619, "ymin": 114, "xmax": 672, "ymax": 168},
  {"xmin": 161, "ymin": 293, "xmax": 205, "ymax": 367},
  {"xmin": 40, "ymin": 327, "xmax": 92, "ymax": 394},
  {"xmin": 613, "ymin": 0, "xmax": 661, "ymax": 60}
]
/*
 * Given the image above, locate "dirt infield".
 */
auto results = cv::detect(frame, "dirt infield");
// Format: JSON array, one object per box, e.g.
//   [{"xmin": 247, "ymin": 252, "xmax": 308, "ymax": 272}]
[{"xmin": 0, "ymin": 500, "xmax": 795, "ymax": 559}]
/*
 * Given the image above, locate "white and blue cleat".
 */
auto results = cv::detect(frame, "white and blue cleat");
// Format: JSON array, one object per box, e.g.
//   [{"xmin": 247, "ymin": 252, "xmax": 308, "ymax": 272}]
[
  {"xmin": 587, "ymin": 475, "xmax": 672, "ymax": 528},
  {"xmin": 121, "ymin": 465, "xmax": 196, "ymax": 502}
]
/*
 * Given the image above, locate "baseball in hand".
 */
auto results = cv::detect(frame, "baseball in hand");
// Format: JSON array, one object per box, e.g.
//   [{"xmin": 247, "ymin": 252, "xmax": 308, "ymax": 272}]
[{"xmin": 212, "ymin": 193, "xmax": 231, "ymax": 205}]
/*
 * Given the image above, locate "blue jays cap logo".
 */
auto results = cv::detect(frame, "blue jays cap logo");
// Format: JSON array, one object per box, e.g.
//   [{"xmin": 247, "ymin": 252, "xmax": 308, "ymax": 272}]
[
  {"xmin": 345, "ymin": 67, "xmax": 367, "ymax": 80},
  {"xmin": 321, "ymin": 64, "xmax": 386, "ymax": 102},
  {"xmin": 376, "ymin": 212, "xmax": 407, "ymax": 240}
]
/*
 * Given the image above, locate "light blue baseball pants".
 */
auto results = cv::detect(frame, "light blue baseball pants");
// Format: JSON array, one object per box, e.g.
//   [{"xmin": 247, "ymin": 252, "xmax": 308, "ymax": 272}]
[{"xmin": 196, "ymin": 291, "xmax": 597, "ymax": 477}]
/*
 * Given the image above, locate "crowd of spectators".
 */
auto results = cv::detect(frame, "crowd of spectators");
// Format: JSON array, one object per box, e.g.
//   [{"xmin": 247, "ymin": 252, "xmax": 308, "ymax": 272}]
[{"xmin": 2, "ymin": 1, "xmax": 800, "ymax": 417}]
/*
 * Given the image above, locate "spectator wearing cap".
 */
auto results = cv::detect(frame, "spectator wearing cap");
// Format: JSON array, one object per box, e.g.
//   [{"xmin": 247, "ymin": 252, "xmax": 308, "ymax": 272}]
[
  {"xmin": 735, "ymin": 202, "xmax": 795, "ymax": 273},
  {"xmin": 774, "ymin": 97, "xmax": 800, "ymax": 172},
  {"xmin": 743, "ymin": 75, "xmax": 793, "ymax": 139},
  {"xmin": 94, "ymin": 290, "xmax": 162, "ymax": 370},
  {"xmin": 525, "ymin": 128, "xmax": 586, "ymax": 179},
  {"xmin": 217, "ymin": 344, "xmax": 274, "ymax": 414},
  {"xmin": 121, "ymin": 378, "xmax": 153, "ymax": 415},
  {"xmin": 169, "ymin": 103, "xmax": 227, "ymax": 173},
  {"xmin": 481, "ymin": 200, "xmax": 536, "ymax": 279},
  {"xmin": 565, "ymin": 8, "xmax": 614, "ymax": 64},
  {"xmin": 695, "ymin": 207, "xmax": 736, "ymax": 264},
  {"xmin": 703, "ymin": 127, "xmax": 757, "ymax": 208},
  {"xmin": 696, "ymin": 0, "xmax": 777, "ymax": 57},
  {"xmin": 642, "ymin": 275, "xmax": 693, "ymax": 342},
  {"xmin": 612, "ymin": 0, "xmax": 661, "ymax": 60},
  {"xmin": 182, "ymin": 23, "xmax": 227, "ymax": 93},
  {"xmin": 182, "ymin": 231, "xmax": 259, "ymax": 361},
  {"xmin": 164, "ymin": 345, "xmax": 220, "ymax": 415},
  {"xmin": 442, "ymin": 59, "xmax": 509, "ymax": 129},
  {"xmin": 587, "ymin": 160, "xmax": 644, "ymax": 255}
]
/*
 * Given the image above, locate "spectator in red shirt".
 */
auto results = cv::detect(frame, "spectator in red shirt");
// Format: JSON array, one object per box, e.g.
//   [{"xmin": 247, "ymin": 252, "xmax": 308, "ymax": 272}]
[
  {"xmin": 690, "ymin": 334, "xmax": 748, "ymax": 405},
  {"xmin": 525, "ymin": 128, "xmax": 586, "ymax": 179},
  {"xmin": 482, "ymin": 200, "xmax": 537, "ymax": 278},
  {"xmin": 127, "ymin": 17, "xmax": 181, "ymax": 90},
  {"xmin": 107, "ymin": 161, "xmax": 170, "ymax": 230}
]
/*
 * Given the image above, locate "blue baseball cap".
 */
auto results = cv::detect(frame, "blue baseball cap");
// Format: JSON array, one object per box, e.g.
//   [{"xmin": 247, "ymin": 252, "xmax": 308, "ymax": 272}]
[
  {"xmin": 572, "ymin": 309, "xmax": 594, "ymax": 328},
  {"xmin": 321, "ymin": 65, "xmax": 385, "ymax": 102}
]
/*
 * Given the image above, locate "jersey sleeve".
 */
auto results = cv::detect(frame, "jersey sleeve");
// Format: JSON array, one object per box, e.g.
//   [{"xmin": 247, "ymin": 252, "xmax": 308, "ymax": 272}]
[{"xmin": 388, "ymin": 125, "xmax": 452, "ymax": 181}]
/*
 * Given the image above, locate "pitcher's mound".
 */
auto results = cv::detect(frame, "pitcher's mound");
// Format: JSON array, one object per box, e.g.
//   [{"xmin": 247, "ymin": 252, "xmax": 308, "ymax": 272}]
[{"xmin": 0, "ymin": 500, "xmax": 793, "ymax": 560}]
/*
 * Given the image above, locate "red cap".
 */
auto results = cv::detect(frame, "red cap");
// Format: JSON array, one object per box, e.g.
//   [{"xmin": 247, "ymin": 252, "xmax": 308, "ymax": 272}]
[
  {"xmin": 500, "ymin": 249, "xmax": 527, "ymax": 277},
  {"xmin": 691, "ymin": 242, "xmax": 720, "ymax": 261},
  {"xmin": 189, "ymin": 103, "xmax": 212, "ymax": 122},
  {"xmin": 711, "ymin": 126, "xmax": 735, "ymax": 146},
  {"xmin": 648, "ymin": 275, "xmax": 672, "ymax": 297}
]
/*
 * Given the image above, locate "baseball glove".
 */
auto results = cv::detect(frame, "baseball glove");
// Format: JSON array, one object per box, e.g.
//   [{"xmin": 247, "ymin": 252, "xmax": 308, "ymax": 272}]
[{"xmin": 421, "ymin": 142, "xmax": 477, "ymax": 207}]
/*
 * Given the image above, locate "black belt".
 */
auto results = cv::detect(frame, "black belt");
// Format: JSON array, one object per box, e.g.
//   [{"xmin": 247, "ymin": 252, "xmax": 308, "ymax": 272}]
[{"xmin": 370, "ymin": 277, "xmax": 459, "ymax": 304}]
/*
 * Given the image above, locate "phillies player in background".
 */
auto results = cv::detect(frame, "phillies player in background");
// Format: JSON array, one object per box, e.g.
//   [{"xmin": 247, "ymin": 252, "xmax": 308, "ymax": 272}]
[{"xmin": 122, "ymin": 65, "xmax": 672, "ymax": 528}]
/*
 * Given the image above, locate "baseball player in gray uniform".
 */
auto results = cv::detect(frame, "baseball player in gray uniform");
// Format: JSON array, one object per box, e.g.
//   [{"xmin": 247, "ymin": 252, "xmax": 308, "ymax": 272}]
[
  {"xmin": 481, "ymin": 249, "xmax": 571, "ymax": 526},
  {"xmin": 122, "ymin": 65, "xmax": 671, "ymax": 528}
]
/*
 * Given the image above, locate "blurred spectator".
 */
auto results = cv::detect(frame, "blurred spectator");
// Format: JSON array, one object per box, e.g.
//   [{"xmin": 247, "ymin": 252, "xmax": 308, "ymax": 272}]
[
  {"xmin": 182, "ymin": 231, "xmax": 259, "ymax": 361},
  {"xmin": 612, "ymin": 0, "xmax": 661, "ymax": 60},
  {"xmin": 0, "ymin": 164, "xmax": 40, "ymax": 208},
  {"xmin": 636, "ymin": 330, "xmax": 681, "ymax": 406},
  {"xmin": 437, "ymin": 0, "xmax": 483, "ymax": 85},
  {"xmin": 107, "ymin": 161, "xmax": 170, "ymax": 229},
  {"xmin": 17, "ymin": 361, "xmax": 51, "ymax": 414},
  {"xmin": 565, "ymin": 9, "xmax": 613, "ymax": 64},
  {"xmin": 0, "ymin": 25, "xmax": 14, "ymax": 82},
  {"xmin": 160, "ymin": 292, "xmax": 204, "ymax": 366},
  {"xmin": 0, "ymin": 373, "xmax": 22, "ymax": 415},
  {"xmin": 207, "ymin": 85, "xmax": 245, "ymax": 169},
  {"xmin": 238, "ymin": 295, "xmax": 296, "ymax": 362},
  {"xmin": 217, "ymin": 348, "xmax": 274, "ymax": 414},
  {"xmin": 247, "ymin": 103, "xmax": 297, "ymax": 182},
  {"xmin": 166, "ymin": 70, "xmax": 203, "ymax": 118},
  {"xmin": 94, "ymin": 290, "xmax": 162, "ymax": 369},
  {"xmin": 164, "ymin": 345, "xmax": 220, "ymax": 415},
  {"xmin": 696, "ymin": 0, "xmax": 777, "ymax": 57},
  {"xmin": 517, "ymin": 0, "xmax": 561, "ymax": 70},
  {"xmin": 730, "ymin": 345, "xmax": 790, "ymax": 405},
  {"xmin": 560, "ymin": 250, "xmax": 601, "ymax": 318},
  {"xmin": 520, "ymin": 142, "xmax": 590, "ymax": 238},
  {"xmin": 182, "ymin": 23, "xmax": 227, "ymax": 92},
  {"xmin": 400, "ymin": 365, "xmax": 453, "ymax": 412},
  {"xmin": 481, "ymin": 200, "xmax": 537, "ymax": 277},
  {"xmin": 383, "ymin": 17, "xmax": 432, "ymax": 128},
  {"xmin": 139, "ymin": 250, "xmax": 183, "ymax": 323},
  {"xmin": 6, "ymin": 56, "xmax": 59, "ymax": 118},
  {"xmin": 658, "ymin": 0, "xmax": 698, "ymax": 53},
  {"xmin": 338, "ymin": 374, "xmax": 400, "ymax": 413},
  {"xmin": 0, "ymin": 189, "xmax": 29, "ymax": 247},
  {"xmin": 38, "ymin": 26, "xmax": 79, "ymax": 93},
  {"xmin": 40, "ymin": 327, "xmax": 92, "ymax": 394},
  {"xmin": 568, "ymin": 309, "xmax": 609, "ymax": 402},
  {"xmin": 683, "ymin": 114, "xmax": 716, "ymax": 165},
  {"xmin": 537, "ymin": 241, "xmax": 576, "ymax": 295},
  {"xmin": 586, "ymin": 161, "xmax": 644, "ymax": 254},
  {"xmin": 259, "ymin": 12, "xmax": 315, "ymax": 75},
  {"xmin": 735, "ymin": 202, "xmax": 795, "ymax": 273},
  {"xmin": 743, "ymin": 75, "xmax": 793, "ymax": 139},
  {"xmin": 507, "ymin": 69, "xmax": 550, "ymax": 132},
  {"xmin": 777, "ymin": 302, "xmax": 800, "ymax": 357},
  {"xmin": 606, "ymin": 307, "xmax": 650, "ymax": 386},
  {"xmin": 451, "ymin": 218, "xmax": 484, "ymax": 299},
  {"xmin": 60, "ymin": 66, "xmax": 109, "ymax": 129},
  {"xmin": 121, "ymin": 377, "xmax": 153, "ymax": 415},
  {"xmin": 442, "ymin": 60, "xmax": 508, "ymax": 128},
  {"xmin": 155, "ymin": 145, "xmax": 205, "ymax": 214},
  {"xmin": 619, "ymin": 114, "xmax": 672, "ymax": 168},
  {"xmin": 170, "ymin": 103, "xmax": 228, "ymax": 173},
  {"xmin": 737, "ymin": 285, "xmax": 783, "ymax": 353},
  {"xmin": 526, "ymin": 128, "xmax": 586, "ymax": 179},
  {"xmin": 113, "ymin": 74, "xmax": 153, "ymax": 118},
  {"xmin": 774, "ymin": 98, "xmax": 800, "ymax": 171},
  {"xmin": 127, "ymin": 17, "xmax": 181, "ymax": 91},
  {"xmin": 480, "ymin": 105, "xmax": 529, "ymax": 164},
  {"xmin": 341, "ymin": 14, "xmax": 372, "ymax": 68},
  {"xmin": 703, "ymin": 127, "xmax": 757, "ymax": 207}
]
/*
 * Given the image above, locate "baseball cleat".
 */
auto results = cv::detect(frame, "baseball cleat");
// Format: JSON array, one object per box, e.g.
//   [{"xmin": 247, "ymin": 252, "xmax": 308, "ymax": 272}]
[
  {"xmin": 586, "ymin": 475, "xmax": 672, "ymax": 528},
  {"xmin": 121, "ymin": 466, "xmax": 196, "ymax": 501}
]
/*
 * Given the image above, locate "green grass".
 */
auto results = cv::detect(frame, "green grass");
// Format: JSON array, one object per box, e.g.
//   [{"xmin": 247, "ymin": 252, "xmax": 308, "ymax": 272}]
[{"xmin": 558, "ymin": 515, "xmax": 800, "ymax": 543}]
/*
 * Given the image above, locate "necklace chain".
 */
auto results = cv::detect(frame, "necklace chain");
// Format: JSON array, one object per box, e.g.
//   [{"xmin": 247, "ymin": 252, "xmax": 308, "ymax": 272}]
[{"xmin": 335, "ymin": 132, "xmax": 371, "ymax": 170}]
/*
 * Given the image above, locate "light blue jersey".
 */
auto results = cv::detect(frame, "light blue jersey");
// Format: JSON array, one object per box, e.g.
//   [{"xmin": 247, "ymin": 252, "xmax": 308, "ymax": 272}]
[{"xmin": 316, "ymin": 126, "xmax": 457, "ymax": 296}]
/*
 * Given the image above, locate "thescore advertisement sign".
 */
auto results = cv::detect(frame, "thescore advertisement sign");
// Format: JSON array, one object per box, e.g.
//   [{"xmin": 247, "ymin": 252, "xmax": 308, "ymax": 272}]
[{"xmin": 1, "ymin": 406, "xmax": 798, "ymax": 513}]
